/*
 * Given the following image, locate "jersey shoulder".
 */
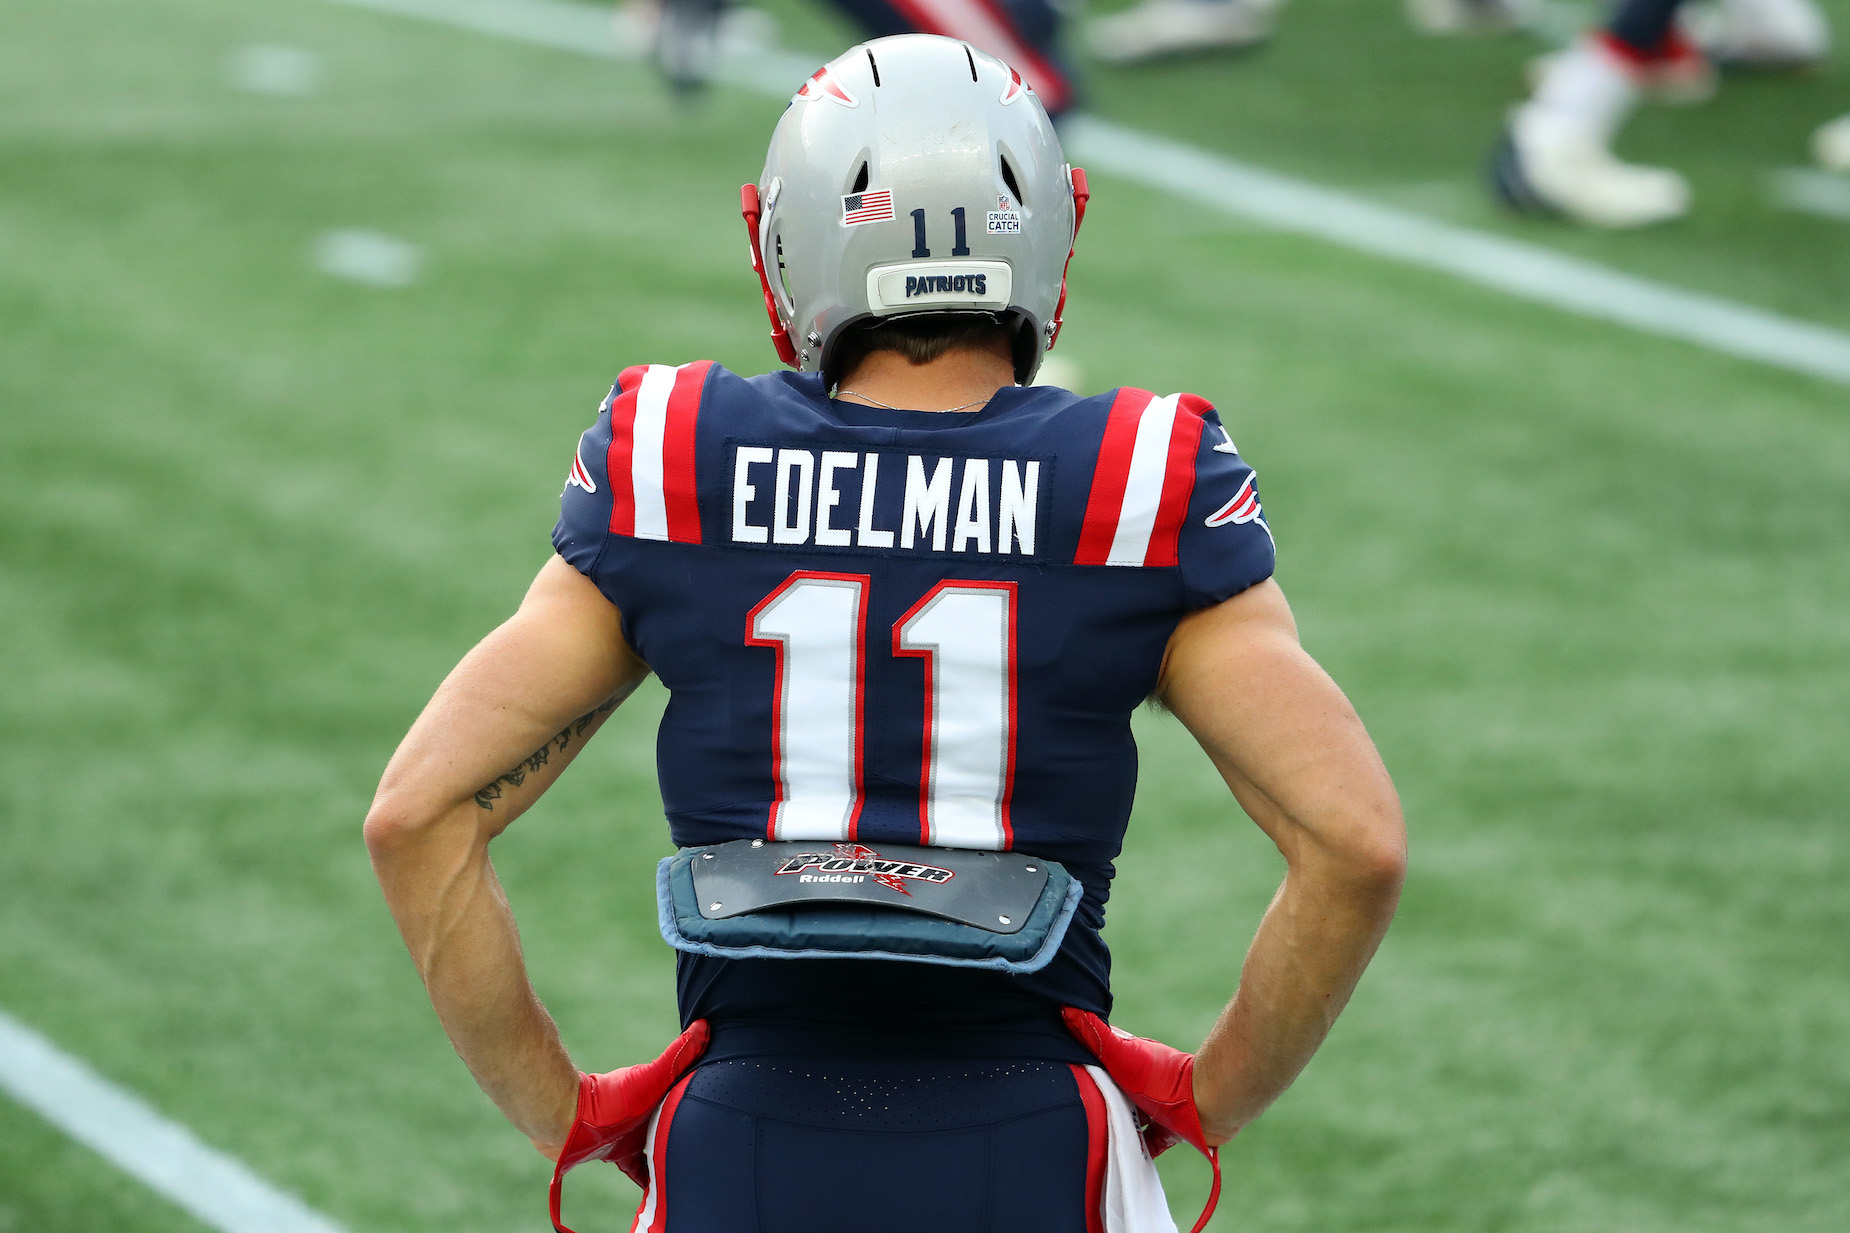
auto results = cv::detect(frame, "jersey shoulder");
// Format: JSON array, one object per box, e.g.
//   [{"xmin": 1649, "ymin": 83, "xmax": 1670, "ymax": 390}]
[
  {"xmin": 1059, "ymin": 385, "xmax": 1274, "ymax": 605},
  {"xmin": 552, "ymin": 360, "xmax": 731, "ymax": 572}
]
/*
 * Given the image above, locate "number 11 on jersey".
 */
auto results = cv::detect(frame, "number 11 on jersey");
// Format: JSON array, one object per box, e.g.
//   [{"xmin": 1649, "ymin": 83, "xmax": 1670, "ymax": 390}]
[{"xmin": 747, "ymin": 573, "xmax": 1016, "ymax": 849}]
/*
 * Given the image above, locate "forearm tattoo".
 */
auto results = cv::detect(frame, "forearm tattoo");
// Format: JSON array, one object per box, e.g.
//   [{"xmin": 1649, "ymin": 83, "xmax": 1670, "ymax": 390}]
[{"xmin": 474, "ymin": 701, "xmax": 616, "ymax": 810}]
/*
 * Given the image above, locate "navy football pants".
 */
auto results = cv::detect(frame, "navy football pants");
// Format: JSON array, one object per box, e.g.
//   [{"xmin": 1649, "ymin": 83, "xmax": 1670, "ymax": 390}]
[
  {"xmin": 1607, "ymin": 0, "xmax": 1686, "ymax": 55},
  {"xmin": 635, "ymin": 1057, "xmax": 1102, "ymax": 1232}
]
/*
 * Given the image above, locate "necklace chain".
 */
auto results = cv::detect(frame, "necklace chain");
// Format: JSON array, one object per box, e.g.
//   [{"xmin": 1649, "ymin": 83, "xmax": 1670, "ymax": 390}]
[{"xmin": 837, "ymin": 389, "xmax": 992, "ymax": 414}]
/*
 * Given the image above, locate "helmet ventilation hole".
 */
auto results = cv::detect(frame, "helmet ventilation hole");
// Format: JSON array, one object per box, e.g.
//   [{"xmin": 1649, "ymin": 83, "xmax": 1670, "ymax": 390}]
[
  {"xmin": 964, "ymin": 45, "xmax": 978, "ymax": 81},
  {"xmin": 866, "ymin": 49, "xmax": 881, "ymax": 86},
  {"xmin": 851, "ymin": 162, "xmax": 870, "ymax": 194},
  {"xmin": 1000, "ymin": 156, "xmax": 1024, "ymax": 206}
]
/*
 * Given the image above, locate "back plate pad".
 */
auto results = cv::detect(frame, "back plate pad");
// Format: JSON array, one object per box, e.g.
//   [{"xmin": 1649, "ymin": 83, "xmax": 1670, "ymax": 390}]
[{"xmin": 687, "ymin": 839, "xmax": 1050, "ymax": 935}]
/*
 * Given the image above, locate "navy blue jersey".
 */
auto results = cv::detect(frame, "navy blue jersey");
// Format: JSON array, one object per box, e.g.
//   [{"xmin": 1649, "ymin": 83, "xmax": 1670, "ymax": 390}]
[{"xmin": 553, "ymin": 362, "xmax": 1273, "ymax": 1029}]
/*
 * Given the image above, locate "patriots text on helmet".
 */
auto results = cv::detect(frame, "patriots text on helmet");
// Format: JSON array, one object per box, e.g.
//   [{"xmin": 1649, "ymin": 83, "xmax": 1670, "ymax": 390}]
[
  {"xmin": 729, "ymin": 444, "xmax": 1042, "ymax": 557},
  {"xmin": 905, "ymin": 273, "xmax": 988, "ymax": 297}
]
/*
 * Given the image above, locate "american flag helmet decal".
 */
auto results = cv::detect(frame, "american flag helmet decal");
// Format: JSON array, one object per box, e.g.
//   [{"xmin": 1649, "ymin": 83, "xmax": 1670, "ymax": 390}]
[{"xmin": 841, "ymin": 189, "xmax": 895, "ymax": 225}]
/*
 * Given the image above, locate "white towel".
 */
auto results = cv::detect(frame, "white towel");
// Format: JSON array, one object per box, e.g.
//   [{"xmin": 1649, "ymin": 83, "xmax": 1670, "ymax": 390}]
[{"xmin": 1084, "ymin": 1064, "xmax": 1180, "ymax": 1233}]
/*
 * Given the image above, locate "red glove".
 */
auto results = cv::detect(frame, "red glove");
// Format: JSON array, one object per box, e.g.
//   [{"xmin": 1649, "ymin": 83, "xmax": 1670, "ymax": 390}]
[
  {"xmin": 1062, "ymin": 1007, "xmax": 1210, "ymax": 1158},
  {"xmin": 549, "ymin": 1020, "xmax": 710, "ymax": 1233},
  {"xmin": 1064, "ymin": 1008, "xmax": 1224, "ymax": 1233}
]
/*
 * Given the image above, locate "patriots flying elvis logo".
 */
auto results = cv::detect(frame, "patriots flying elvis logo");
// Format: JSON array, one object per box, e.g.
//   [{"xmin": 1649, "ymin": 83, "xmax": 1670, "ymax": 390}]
[
  {"xmin": 794, "ymin": 65, "xmax": 857, "ymax": 107},
  {"xmin": 565, "ymin": 434, "xmax": 597, "ymax": 494},
  {"xmin": 1204, "ymin": 473, "xmax": 1262, "ymax": 527}
]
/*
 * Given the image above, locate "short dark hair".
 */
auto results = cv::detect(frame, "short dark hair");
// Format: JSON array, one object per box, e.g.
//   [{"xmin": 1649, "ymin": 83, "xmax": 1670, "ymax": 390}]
[{"xmin": 829, "ymin": 313, "xmax": 1013, "ymax": 386}]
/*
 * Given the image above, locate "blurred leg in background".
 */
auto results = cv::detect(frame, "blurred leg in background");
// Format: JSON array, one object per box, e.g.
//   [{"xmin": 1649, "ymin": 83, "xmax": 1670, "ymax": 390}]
[
  {"xmin": 636, "ymin": 0, "xmax": 1076, "ymax": 113},
  {"xmin": 1084, "ymin": 0, "xmax": 1282, "ymax": 63},
  {"xmin": 1491, "ymin": 0, "xmax": 1828, "ymax": 226},
  {"xmin": 1814, "ymin": 111, "xmax": 1850, "ymax": 170}
]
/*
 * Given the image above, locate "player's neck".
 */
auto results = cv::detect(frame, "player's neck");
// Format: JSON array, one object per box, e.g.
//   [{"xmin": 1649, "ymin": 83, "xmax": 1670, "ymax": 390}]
[{"xmin": 833, "ymin": 343, "xmax": 1017, "ymax": 413}]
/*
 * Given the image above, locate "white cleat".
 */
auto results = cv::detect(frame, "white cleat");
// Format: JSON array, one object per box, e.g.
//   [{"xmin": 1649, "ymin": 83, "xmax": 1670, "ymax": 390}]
[
  {"xmin": 1682, "ymin": 0, "xmax": 1830, "ymax": 66},
  {"xmin": 1813, "ymin": 113, "xmax": 1850, "ymax": 172},
  {"xmin": 1491, "ymin": 110, "xmax": 1691, "ymax": 227},
  {"xmin": 1086, "ymin": 0, "xmax": 1280, "ymax": 63}
]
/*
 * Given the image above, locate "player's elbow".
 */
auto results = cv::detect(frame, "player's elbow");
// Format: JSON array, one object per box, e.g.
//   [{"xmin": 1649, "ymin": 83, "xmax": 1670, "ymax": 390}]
[
  {"xmin": 1353, "ymin": 831, "xmax": 1407, "ymax": 899},
  {"xmin": 1290, "ymin": 793, "xmax": 1405, "ymax": 903},
  {"xmin": 362, "ymin": 792, "xmax": 447, "ymax": 860},
  {"xmin": 362, "ymin": 803, "xmax": 414, "ymax": 859},
  {"xmin": 1336, "ymin": 802, "xmax": 1407, "ymax": 899}
]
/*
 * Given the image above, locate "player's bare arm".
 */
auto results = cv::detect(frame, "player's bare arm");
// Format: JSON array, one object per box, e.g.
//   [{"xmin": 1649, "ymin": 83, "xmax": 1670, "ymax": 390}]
[
  {"xmin": 365, "ymin": 555, "xmax": 649, "ymax": 1158},
  {"xmin": 1157, "ymin": 577, "xmax": 1407, "ymax": 1145}
]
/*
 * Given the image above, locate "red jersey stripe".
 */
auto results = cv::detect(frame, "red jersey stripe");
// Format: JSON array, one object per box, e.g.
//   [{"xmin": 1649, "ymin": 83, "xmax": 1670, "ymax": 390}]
[
  {"xmin": 641, "ymin": 1073, "xmax": 696, "ymax": 1233},
  {"xmin": 661, "ymin": 361, "xmax": 711, "ymax": 544},
  {"xmin": 1071, "ymin": 1065, "xmax": 1109, "ymax": 1233},
  {"xmin": 998, "ymin": 577, "xmax": 1018, "ymax": 850},
  {"xmin": 615, "ymin": 364, "xmax": 649, "ymax": 395},
  {"xmin": 1074, "ymin": 388, "xmax": 1155, "ymax": 566},
  {"xmin": 605, "ymin": 380, "xmax": 642, "ymax": 538},
  {"xmin": 1145, "ymin": 395, "xmax": 1207, "ymax": 568}
]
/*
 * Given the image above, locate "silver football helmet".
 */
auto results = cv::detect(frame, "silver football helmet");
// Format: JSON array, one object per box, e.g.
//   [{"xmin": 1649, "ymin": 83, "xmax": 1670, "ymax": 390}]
[{"xmin": 742, "ymin": 35, "xmax": 1089, "ymax": 386}]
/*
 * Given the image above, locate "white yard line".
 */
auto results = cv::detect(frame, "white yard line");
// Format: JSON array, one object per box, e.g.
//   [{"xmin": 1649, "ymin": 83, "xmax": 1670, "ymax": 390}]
[
  {"xmin": 322, "ymin": 0, "xmax": 634, "ymax": 58},
  {"xmin": 1768, "ymin": 166, "xmax": 1850, "ymax": 223},
  {"xmin": 317, "ymin": 0, "xmax": 1850, "ymax": 385},
  {"xmin": 0, "ymin": 1008, "xmax": 350, "ymax": 1233},
  {"xmin": 1064, "ymin": 117, "xmax": 1850, "ymax": 386}
]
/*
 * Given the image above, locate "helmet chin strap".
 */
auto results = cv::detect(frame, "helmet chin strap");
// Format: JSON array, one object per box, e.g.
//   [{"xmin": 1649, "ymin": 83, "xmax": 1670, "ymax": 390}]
[
  {"xmin": 740, "ymin": 183, "xmax": 799, "ymax": 367},
  {"xmin": 1047, "ymin": 167, "xmax": 1090, "ymax": 351}
]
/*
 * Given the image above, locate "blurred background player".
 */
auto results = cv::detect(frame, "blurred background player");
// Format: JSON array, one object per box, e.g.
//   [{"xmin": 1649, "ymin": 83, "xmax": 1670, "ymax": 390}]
[
  {"xmin": 1083, "ymin": 0, "xmax": 1536, "ymax": 63},
  {"xmin": 1492, "ymin": 0, "xmax": 1829, "ymax": 226},
  {"xmin": 636, "ymin": 0, "xmax": 1075, "ymax": 114}
]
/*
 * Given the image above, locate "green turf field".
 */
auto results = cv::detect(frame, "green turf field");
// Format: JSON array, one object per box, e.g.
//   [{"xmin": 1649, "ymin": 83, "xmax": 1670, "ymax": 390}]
[{"xmin": 2, "ymin": 0, "xmax": 1848, "ymax": 1229}]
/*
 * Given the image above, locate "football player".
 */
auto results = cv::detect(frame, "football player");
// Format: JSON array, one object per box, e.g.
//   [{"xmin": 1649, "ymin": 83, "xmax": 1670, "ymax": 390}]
[
  {"xmin": 1492, "ymin": 0, "xmax": 1828, "ymax": 226},
  {"xmin": 365, "ymin": 34, "xmax": 1405, "ymax": 1233}
]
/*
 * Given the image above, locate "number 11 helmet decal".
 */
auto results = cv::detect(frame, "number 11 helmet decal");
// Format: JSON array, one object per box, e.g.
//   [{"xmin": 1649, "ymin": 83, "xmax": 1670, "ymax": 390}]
[{"xmin": 741, "ymin": 35, "xmax": 1089, "ymax": 387}]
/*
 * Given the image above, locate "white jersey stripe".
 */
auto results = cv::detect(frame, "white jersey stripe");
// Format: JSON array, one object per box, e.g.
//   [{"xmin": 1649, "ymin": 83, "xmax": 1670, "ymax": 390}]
[
  {"xmin": 1105, "ymin": 394, "xmax": 1180, "ymax": 567},
  {"xmin": 629, "ymin": 1098, "xmax": 667, "ymax": 1232},
  {"xmin": 630, "ymin": 364, "xmax": 677, "ymax": 541}
]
